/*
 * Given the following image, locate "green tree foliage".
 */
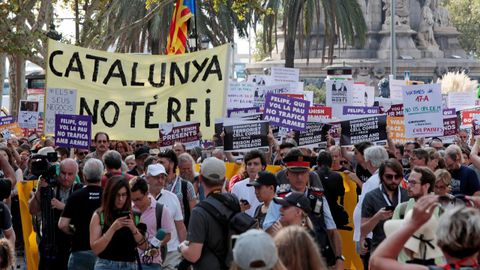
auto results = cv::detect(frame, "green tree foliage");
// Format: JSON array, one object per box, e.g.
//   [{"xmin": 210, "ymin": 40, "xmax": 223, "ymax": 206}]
[{"xmin": 445, "ymin": 0, "xmax": 480, "ymax": 56}]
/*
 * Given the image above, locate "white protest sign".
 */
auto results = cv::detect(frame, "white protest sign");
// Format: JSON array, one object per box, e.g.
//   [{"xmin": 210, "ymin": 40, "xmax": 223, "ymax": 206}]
[
  {"xmin": 390, "ymin": 79, "xmax": 407, "ymax": 101},
  {"xmin": 304, "ymin": 91, "xmax": 314, "ymax": 104},
  {"xmin": 247, "ymin": 75, "xmax": 274, "ymax": 86},
  {"xmin": 271, "ymin": 67, "xmax": 300, "ymax": 83},
  {"xmin": 325, "ymin": 79, "xmax": 354, "ymax": 118},
  {"xmin": 253, "ymin": 84, "xmax": 290, "ymax": 108},
  {"xmin": 227, "ymin": 82, "xmax": 255, "ymax": 109},
  {"xmin": 351, "ymin": 84, "xmax": 375, "ymax": 107},
  {"xmin": 403, "ymin": 84, "xmax": 443, "ymax": 137},
  {"xmin": 447, "ymin": 91, "xmax": 476, "ymax": 111},
  {"xmin": 45, "ymin": 88, "xmax": 77, "ymax": 134},
  {"xmin": 18, "ymin": 100, "xmax": 40, "ymax": 129}
]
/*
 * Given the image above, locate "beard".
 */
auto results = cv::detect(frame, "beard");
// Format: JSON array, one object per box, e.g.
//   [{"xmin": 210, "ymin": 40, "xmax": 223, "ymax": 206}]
[{"xmin": 384, "ymin": 183, "xmax": 399, "ymax": 192}]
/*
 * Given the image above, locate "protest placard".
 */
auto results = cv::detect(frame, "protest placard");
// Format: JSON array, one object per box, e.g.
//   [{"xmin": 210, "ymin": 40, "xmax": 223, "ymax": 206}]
[
  {"xmin": 473, "ymin": 115, "xmax": 480, "ymax": 137},
  {"xmin": 253, "ymin": 84, "xmax": 291, "ymax": 108},
  {"xmin": 326, "ymin": 79, "xmax": 354, "ymax": 118},
  {"xmin": 390, "ymin": 79, "xmax": 407, "ymax": 100},
  {"xmin": 159, "ymin": 122, "xmax": 201, "ymax": 149},
  {"xmin": 304, "ymin": 91, "xmax": 314, "ymax": 104},
  {"xmin": 386, "ymin": 104, "xmax": 404, "ymax": 117},
  {"xmin": 461, "ymin": 109, "xmax": 480, "ymax": 126},
  {"xmin": 46, "ymin": 40, "xmax": 230, "ymax": 140},
  {"xmin": 227, "ymin": 82, "xmax": 254, "ymax": 109},
  {"xmin": 342, "ymin": 106, "xmax": 381, "ymax": 115},
  {"xmin": 293, "ymin": 122, "xmax": 325, "ymax": 148},
  {"xmin": 351, "ymin": 84, "xmax": 374, "ymax": 107},
  {"xmin": 45, "ymin": 88, "xmax": 77, "ymax": 134},
  {"xmin": 263, "ymin": 93, "xmax": 310, "ymax": 131},
  {"xmin": 447, "ymin": 92, "xmax": 476, "ymax": 111},
  {"xmin": 271, "ymin": 67, "xmax": 300, "ymax": 83},
  {"xmin": 308, "ymin": 106, "xmax": 332, "ymax": 120},
  {"xmin": 403, "ymin": 84, "xmax": 443, "ymax": 137},
  {"xmin": 443, "ymin": 108, "xmax": 456, "ymax": 117},
  {"xmin": 340, "ymin": 115, "xmax": 387, "ymax": 146},
  {"xmin": 18, "ymin": 100, "xmax": 39, "ymax": 129},
  {"xmin": 387, "ymin": 116, "xmax": 414, "ymax": 144},
  {"xmin": 223, "ymin": 121, "xmax": 269, "ymax": 151},
  {"xmin": 227, "ymin": 107, "xmax": 260, "ymax": 118},
  {"xmin": 443, "ymin": 117, "xmax": 458, "ymax": 137},
  {"xmin": 247, "ymin": 75, "xmax": 273, "ymax": 86},
  {"xmin": 0, "ymin": 116, "xmax": 14, "ymax": 126},
  {"xmin": 55, "ymin": 114, "xmax": 92, "ymax": 149}
]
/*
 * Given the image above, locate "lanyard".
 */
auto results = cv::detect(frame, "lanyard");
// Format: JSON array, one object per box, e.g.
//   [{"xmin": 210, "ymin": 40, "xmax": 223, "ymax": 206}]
[
  {"xmin": 379, "ymin": 184, "xmax": 401, "ymax": 206},
  {"xmin": 170, "ymin": 176, "xmax": 179, "ymax": 193}
]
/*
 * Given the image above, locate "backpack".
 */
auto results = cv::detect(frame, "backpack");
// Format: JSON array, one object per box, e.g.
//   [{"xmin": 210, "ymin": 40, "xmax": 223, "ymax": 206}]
[
  {"xmin": 316, "ymin": 169, "xmax": 350, "ymax": 229},
  {"xmin": 181, "ymin": 180, "xmax": 191, "ymax": 227},
  {"xmin": 197, "ymin": 193, "xmax": 256, "ymax": 270}
]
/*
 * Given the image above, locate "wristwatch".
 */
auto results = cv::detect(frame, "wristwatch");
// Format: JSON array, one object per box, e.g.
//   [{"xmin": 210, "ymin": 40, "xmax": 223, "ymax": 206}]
[{"xmin": 335, "ymin": 255, "xmax": 345, "ymax": 261}]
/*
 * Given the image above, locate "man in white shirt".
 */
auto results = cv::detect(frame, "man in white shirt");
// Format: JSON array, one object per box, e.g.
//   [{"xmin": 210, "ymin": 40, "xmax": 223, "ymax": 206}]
[
  {"xmin": 231, "ymin": 150, "xmax": 267, "ymax": 217},
  {"xmin": 146, "ymin": 164, "xmax": 187, "ymax": 270}
]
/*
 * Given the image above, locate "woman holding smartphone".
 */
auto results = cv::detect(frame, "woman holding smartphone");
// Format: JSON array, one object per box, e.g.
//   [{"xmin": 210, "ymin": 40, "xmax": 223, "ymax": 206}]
[{"xmin": 90, "ymin": 176, "xmax": 148, "ymax": 270}]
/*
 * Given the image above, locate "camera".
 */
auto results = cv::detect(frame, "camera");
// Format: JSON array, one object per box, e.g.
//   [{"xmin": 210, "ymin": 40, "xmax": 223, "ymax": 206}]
[{"xmin": 29, "ymin": 152, "xmax": 58, "ymax": 183}]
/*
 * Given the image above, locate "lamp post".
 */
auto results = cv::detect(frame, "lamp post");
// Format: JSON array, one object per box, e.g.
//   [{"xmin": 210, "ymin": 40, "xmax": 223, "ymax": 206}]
[
  {"xmin": 390, "ymin": 0, "xmax": 396, "ymax": 79},
  {"xmin": 200, "ymin": 36, "xmax": 210, "ymax": 50},
  {"xmin": 187, "ymin": 33, "xmax": 197, "ymax": 52}
]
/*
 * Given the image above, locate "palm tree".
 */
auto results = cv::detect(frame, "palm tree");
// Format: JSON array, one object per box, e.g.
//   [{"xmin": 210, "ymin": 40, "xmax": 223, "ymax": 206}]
[{"xmin": 256, "ymin": 0, "xmax": 368, "ymax": 67}]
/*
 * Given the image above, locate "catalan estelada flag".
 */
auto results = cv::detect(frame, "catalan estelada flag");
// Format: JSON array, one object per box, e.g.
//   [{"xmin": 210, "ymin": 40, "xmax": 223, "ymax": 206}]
[{"xmin": 166, "ymin": 0, "xmax": 194, "ymax": 55}]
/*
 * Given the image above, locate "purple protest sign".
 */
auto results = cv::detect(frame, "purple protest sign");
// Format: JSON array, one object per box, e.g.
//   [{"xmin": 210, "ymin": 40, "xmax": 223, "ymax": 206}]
[
  {"xmin": 386, "ymin": 104, "xmax": 404, "ymax": 117},
  {"xmin": 263, "ymin": 93, "xmax": 310, "ymax": 131},
  {"xmin": 55, "ymin": 114, "xmax": 91, "ymax": 149},
  {"xmin": 0, "ymin": 116, "xmax": 14, "ymax": 126},
  {"xmin": 443, "ymin": 117, "xmax": 458, "ymax": 136},
  {"xmin": 443, "ymin": 108, "xmax": 456, "ymax": 116},
  {"xmin": 343, "ymin": 106, "xmax": 381, "ymax": 115}
]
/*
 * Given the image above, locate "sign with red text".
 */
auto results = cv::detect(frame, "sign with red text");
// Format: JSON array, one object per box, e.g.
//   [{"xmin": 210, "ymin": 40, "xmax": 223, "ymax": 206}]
[
  {"xmin": 159, "ymin": 121, "xmax": 201, "ymax": 149},
  {"xmin": 308, "ymin": 106, "xmax": 332, "ymax": 120},
  {"xmin": 403, "ymin": 84, "xmax": 443, "ymax": 137}
]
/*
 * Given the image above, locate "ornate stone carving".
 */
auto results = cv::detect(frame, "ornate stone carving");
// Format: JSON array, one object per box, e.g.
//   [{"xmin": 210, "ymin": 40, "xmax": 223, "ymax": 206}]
[
  {"xmin": 417, "ymin": 0, "xmax": 438, "ymax": 49},
  {"xmin": 382, "ymin": 0, "xmax": 411, "ymax": 30},
  {"xmin": 432, "ymin": 0, "xmax": 452, "ymax": 28}
]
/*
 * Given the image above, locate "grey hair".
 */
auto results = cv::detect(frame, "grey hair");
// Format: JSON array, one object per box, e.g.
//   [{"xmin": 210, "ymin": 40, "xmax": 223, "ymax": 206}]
[
  {"xmin": 445, "ymin": 144, "xmax": 463, "ymax": 163},
  {"xmin": 60, "ymin": 158, "xmax": 79, "ymax": 174},
  {"xmin": 364, "ymin": 146, "xmax": 388, "ymax": 168},
  {"xmin": 436, "ymin": 206, "xmax": 480, "ymax": 258},
  {"xmin": 178, "ymin": 153, "xmax": 195, "ymax": 166},
  {"xmin": 83, "ymin": 158, "xmax": 104, "ymax": 183},
  {"xmin": 125, "ymin": 154, "xmax": 135, "ymax": 162}
]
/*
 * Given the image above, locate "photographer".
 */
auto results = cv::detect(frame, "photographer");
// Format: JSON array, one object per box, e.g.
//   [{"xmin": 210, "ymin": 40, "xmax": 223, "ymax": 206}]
[{"xmin": 29, "ymin": 157, "xmax": 82, "ymax": 270}]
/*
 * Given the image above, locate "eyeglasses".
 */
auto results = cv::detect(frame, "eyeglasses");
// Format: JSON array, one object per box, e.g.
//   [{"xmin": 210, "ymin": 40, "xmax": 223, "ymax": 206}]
[
  {"xmin": 407, "ymin": 180, "xmax": 421, "ymax": 186},
  {"xmin": 383, "ymin": 173, "xmax": 403, "ymax": 181}
]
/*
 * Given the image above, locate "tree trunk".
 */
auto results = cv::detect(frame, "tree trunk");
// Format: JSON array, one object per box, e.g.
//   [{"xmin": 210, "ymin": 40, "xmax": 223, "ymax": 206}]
[
  {"xmin": 0, "ymin": 54, "xmax": 5, "ymax": 111},
  {"xmin": 8, "ymin": 55, "xmax": 25, "ymax": 120}
]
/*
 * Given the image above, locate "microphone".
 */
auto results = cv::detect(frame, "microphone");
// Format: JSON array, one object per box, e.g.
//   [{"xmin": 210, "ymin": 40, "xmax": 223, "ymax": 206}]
[{"xmin": 148, "ymin": 229, "xmax": 166, "ymax": 248}]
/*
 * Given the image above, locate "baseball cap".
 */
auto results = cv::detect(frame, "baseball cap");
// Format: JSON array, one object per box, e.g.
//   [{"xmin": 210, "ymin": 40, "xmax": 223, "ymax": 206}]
[
  {"xmin": 273, "ymin": 192, "xmax": 312, "ymax": 213},
  {"xmin": 37, "ymin": 146, "xmax": 55, "ymax": 156},
  {"xmin": 200, "ymin": 157, "xmax": 226, "ymax": 182},
  {"xmin": 135, "ymin": 146, "xmax": 150, "ymax": 159},
  {"xmin": 282, "ymin": 148, "xmax": 311, "ymax": 172},
  {"xmin": 247, "ymin": 171, "xmax": 277, "ymax": 187},
  {"xmin": 147, "ymin": 164, "xmax": 167, "ymax": 177},
  {"xmin": 233, "ymin": 229, "xmax": 278, "ymax": 270}
]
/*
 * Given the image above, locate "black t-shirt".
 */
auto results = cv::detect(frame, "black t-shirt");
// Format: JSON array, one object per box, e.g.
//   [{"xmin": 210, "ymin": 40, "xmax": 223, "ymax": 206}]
[
  {"xmin": 450, "ymin": 165, "xmax": 480, "ymax": 196},
  {"xmin": 0, "ymin": 202, "xmax": 12, "ymax": 233},
  {"xmin": 355, "ymin": 163, "xmax": 371, "ymax": 196},
  {"xmin": 62, "ymin": 185, "xmax": 103, "ymax": 252}
]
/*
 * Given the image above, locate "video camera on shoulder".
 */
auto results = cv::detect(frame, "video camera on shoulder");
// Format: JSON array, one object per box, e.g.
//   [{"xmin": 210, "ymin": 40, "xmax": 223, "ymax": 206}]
[{"xmin": 29, "ymin": 152, "xmax": 58, "ymax": 183}]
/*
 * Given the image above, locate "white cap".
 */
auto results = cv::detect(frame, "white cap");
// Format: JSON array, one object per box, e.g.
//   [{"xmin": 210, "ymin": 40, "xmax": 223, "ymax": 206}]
[
  {"xmin": 147, "ymin": 164, "xmax": 167, "ymax": 177},
  {"xmin": 37, "ymin": 146, "xmax": 55, "ymax": 156},
  {"xmin": 200, "ymin": 157, "xmax": 226, "ymax": 182},
  {"xmin": 233, "ymin": 229, "xmax": 278, "ymax": 270}
]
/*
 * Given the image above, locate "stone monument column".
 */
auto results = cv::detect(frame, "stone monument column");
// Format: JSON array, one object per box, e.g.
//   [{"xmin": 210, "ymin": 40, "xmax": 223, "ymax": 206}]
[
  {"xmin": 377, "ymin": 0, "xmax": 422, "ymax": 59},
  {"xmin": 431, "ymin": 0, "xmax": 466, "ymax": 57}
]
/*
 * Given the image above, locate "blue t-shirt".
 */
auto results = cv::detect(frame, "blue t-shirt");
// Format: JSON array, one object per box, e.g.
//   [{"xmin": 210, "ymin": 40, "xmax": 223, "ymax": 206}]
[{"xmin": 450, "ymin": 165, "xmax": 480, "ymax": 196}]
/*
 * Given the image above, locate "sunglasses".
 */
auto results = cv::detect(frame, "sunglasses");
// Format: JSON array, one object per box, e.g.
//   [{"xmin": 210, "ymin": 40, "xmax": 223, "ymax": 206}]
[
  {"xmin": 438, "ymin": 194, "xmax": 474, "ymax": 209},
  {"xmin": 383, "ymin": 173, "xmax": 403, "ymax": 181}
]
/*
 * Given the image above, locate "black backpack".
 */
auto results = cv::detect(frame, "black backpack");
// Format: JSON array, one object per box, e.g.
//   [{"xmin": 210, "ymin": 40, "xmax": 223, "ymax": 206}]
[{"xmin": 197, "ymin": 193, "xmax": 256, "ymax": 270}]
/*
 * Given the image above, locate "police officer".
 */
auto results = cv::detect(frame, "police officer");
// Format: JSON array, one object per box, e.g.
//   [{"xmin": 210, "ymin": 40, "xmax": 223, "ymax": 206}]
[{"xmin": 263, "ymin": 148, "xmax": 345, "ymax": 269}]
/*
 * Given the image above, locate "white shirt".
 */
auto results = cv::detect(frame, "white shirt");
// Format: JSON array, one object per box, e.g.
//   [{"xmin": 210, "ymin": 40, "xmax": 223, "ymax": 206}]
[
  {"xmin": 353, "ymin": 170, "xmax": 380, "ymax": 242},
  {"xmin": 156, "ymin": 189, "xmax": 184, "ymax": 252},
  {"xmin": 231, "ymin": 178, "xmax": 261, "ymax": 217}
]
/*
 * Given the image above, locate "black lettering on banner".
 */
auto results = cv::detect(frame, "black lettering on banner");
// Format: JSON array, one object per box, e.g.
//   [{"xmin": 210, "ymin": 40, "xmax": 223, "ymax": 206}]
[
  {"xmin": 145, "ymin": 101, "xmax": 158, "ymax": 128},
  {"xmin": 125, "ymin": 101, "xmax": 145, "ymax": 128},
  {"xmin": 103, "ymin": 59, "xmax": 127, "ymax": 86},
  {"xmin": 100, "ymin": 101, "xmax": 120, "ymax": 127},
  {"xmin": 49, "ymin": 50, "xmax": 63, "ymax": 76},
  {"xmin": 131, "ymin": 62, "xmax": 144, "ymax": 86},
  {"xmin": 149, "ymin": 63, "xmax": 166, "ymax": 88},
  {"xmin": 186, "ymin": 98, "xmax": 197, "ymax": 121},
  {"xmin": 203, "ymin": 55, "xmax": 222, "ymax": 81},
  {"xmin": 65, "ymin": 52, "xmax": 85, "ymax": 79},
  {"xmin": 205, "ymin": 97, "xmax": 211, "ymax": 127},
  {"xmin": 191, "ymin": 58, "xmax": 209, "ymax": 82},
  {"xmin": 167, "ymin": 98, "xmax": 181, "ymax": 122},
  {"xmin": 85, "ymin": 54, "xmax": 108, "ymax": 82},
  {"xmin": 80, "ymin": 98, "xmax": 99, "ymax": 124},
  {"xmin": 170, "ymin": 62, "xmax": 190, "ymax": 85}
]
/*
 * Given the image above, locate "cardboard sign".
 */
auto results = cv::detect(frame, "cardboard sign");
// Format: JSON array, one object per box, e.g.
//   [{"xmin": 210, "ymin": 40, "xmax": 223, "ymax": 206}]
[
  {"xmin": 227, "ymin": 82, "xmax": 255, "ymax": 109},
  {"xmin": 223, "ymin": 121, "xmax": 269, "ymax": 151},
  {"xmin": 159, "ymin": 122, "xmax": 201, "ymax": 149},
  {"xmin": 340, "ymin": 115, "xmax": 387, "ymax": 146},
  {"xmin": 293, "ymin": 122, "xmax": 325, "ymax": 148},
  {"xmin": 403, "ymin": 84, "xmax": 443, "ymax": 137},
  {"xmin": 263, "ymin": 94, "xmax": 310, "ymax": 131},
  {"xmin": 18, "ymin": 100, "xmax": 39, "ymax": 129},
  {"xmin": 387, "ymin": 116, "xmax": 414, "ymax": 144},
  {"xmin": 342, "ymin": 106, "xmax": 381, "ymax": 115},
  {"xmin": 54, "ymin": 114, "xmax": 92, "ymax": 149}
]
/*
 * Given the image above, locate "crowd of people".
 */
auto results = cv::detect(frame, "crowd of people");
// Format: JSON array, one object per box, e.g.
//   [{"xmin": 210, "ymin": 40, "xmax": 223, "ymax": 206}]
[{"xmin": 0, "ymin": 128, "xmax": 478, "ymax": 270}]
